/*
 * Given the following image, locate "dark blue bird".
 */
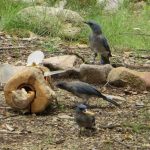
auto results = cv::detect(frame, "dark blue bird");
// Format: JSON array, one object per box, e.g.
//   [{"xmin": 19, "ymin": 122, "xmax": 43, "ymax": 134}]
[
  {"xmin": 56, "ymin": 81, "xmax": 120, "ymax": 107},
  {"xmin": 84, "ymin": 20, "xmax": 112, "ymax": 64},
  {"xmin": 75, "ymin": 104, "xmax": 96, "ymax": 132}
]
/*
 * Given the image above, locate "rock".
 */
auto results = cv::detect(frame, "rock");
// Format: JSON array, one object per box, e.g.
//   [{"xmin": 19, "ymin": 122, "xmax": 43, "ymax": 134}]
[
  {"xmin": 17, "ymin": 6, "xmax": 84, "ymax": 23},
  {"xmin": 54, "ymin": 0, "xmax": 67, "ymax": 9},
  {"xmin": 62, "ymin": 23, "xmax": 81, "ymax": 39},
  {"xmin": 15, "ymin": 61, "xmax": 25, "ymax": 66},
  {"xmin": 0, "ymin": 64, "xmax": 25, "ymax": 84},
  {"xmin": 107, "ymin": 67, "xmax": 148, "ymax": 91},
  {"xmin": 97, "ymin": 0, "xmax": 124, "ymax": 12},
  {"xmin": 140, "ymin": 72, "xmax": 150, "ymax": 89},
  {"xmin": 131, "ymin": 1, "xmax": 146, "ymax": 11},
  {"xmin": 16, "ymin": 6, "xmax": 83, "ymax": 38},
  {"xmin": 58, "ymin": 114, "xmax": 73, "ymax": 119},
  {"xmin": 14, "ymin": 0, "xmax": 48, "ymax": 5},
  {"xmin": 135, "ymin": 101, "xmax": 144, "ymax": 108},
  {"xmin": 43, "ymin": 55, "xmax": 77, "ymax": 70},
  {"xmin": 80, "ymin": 64, "xmax": 113, "ymax": 84}
]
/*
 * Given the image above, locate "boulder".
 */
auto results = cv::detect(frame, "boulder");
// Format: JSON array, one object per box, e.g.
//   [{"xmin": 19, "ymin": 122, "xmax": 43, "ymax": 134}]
[
  {"xmin": 43, "ymin": 55, "xmax": 77, "ymax": 70},
  {"xmin": 97, "ymin": 0, "xmax": 124, "ymax": 12},
  {"xmin": 16, "ymin": 6, "xmax": 83, "ymax": 38},
  {"xmin": 14, "ymin": 0, "xmax": 48, "ymax": 5},
  {"xmin": 80, "ymin": 64, "xmax": 113, "ymax": 84},
  {"xmin": 140, "ymin": 72, "xmax": 150, "ymax": 89},
  {"xmin": 107, "ymin": 67, "xmax": 149, "ymax": 91},
  {"xmin": 0, "ymin": 64, "xmax": 25, "ymax": 84}
]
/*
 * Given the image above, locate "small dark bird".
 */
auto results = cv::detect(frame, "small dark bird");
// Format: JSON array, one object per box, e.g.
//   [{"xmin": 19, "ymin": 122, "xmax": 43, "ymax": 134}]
[
  {"xmin": 56, "ymin": 81, "xmax": 120, "ymax": 107},
  {"xmin": 75, "ymin": 104, "xmax": 96, "ymax": 133},
  {"xmin": 84, "ymin": 20, "xmax": 112, "ymax": 64}
]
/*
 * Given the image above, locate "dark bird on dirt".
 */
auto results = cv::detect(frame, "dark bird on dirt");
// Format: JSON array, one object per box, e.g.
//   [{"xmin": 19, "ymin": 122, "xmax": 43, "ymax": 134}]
[
  {"xmin": 75, "ymin": 104, "xmax": 96, "ymax": 133},
  {"xmin": 84, "ymin": 20, "xmax": 112, "ymax": 64},
  {"xmin": 56, "ymin": 81, "xmax": 120, "ymax": 107}
]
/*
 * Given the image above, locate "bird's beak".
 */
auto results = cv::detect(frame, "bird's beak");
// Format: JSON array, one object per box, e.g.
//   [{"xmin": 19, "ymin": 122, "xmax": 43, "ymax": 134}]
[
  {"xmin": 83, "ymin": 109, "xmax": 95, "ymax": 116},
  {"xmin": 83, "ymin": 21, "xmax": 88, "ymax": 24}
]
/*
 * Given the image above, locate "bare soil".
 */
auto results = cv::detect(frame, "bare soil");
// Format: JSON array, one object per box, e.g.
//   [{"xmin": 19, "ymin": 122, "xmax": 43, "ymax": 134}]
[{"xmin": 0, "ymin": 33, "xmax": 150, "ymax": 150}]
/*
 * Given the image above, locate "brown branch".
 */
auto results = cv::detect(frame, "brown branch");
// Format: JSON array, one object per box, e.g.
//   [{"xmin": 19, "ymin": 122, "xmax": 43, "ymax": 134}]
[
  {"xmin": 0, "ymin": 46, "xmax": 33, "ymax": 50},
  {"xmin": 99, "ymin": 124, "xmax": 121, "ymax": 129},
  {"xmin": 0, "ymin": 114, "xmax": 18, "ymax": 120},
  {"xmin": 135, "ymin": 55, "xmax": 150, "ymax": 59},
  {"xmin": 68, "ymin": 52, "xmax": 85, "ymax": 62},
  {"xmin": 119, "ymin": 32, "xmax": 150, "ymax": 37},
  {"xmin": 112, "ymin": 63, "xmax": 150, "ymax": 70},
  {"xmin": 47, "ymin": 50, "xmax": 85, "ymax": 62},
  {"xmin": 113, "ymin": 139, "xmax": 132, "ymax": 149}
]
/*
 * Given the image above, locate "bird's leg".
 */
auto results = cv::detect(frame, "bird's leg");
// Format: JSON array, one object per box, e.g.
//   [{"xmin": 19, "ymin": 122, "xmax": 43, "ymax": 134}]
[
  {"xmin": 100, "ymin": 54, "xmax": 110, "ymax": 64},
  {"xmin": 54, "ymin": 97, "xmax": 59, "ymax": 107},
  {"xmin": 93, "ymin": 52, "xmax": 97, "ymax": 63},
  {"xmin": 78, "ymin": 127, "xmax": 83, "ymax": 136}
]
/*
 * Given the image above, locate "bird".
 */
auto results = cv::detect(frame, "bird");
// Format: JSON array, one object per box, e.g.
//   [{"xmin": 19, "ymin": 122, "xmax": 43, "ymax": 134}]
[
  {"xmin": 75, "ymin": 104, "xmax": 96, "ymax": 133},
  {"xmin": 84, "ymin": 20, "xmax": 112, "ymax": 64},
  {"xmin": 56, "ymin": 81, "xmax": 120, "ymax": 107}
]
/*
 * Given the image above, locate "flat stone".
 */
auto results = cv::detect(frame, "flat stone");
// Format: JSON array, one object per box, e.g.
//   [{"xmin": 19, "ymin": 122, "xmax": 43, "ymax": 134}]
[
  {"xmin": 80, "ymin": 64, "xmax": 113, "ymax": 84},
  {"xmin": 0, "ymin": 64, "xmax": 25, "ymax": 83},
  {"xmin": 107, "ymin": 67, "xmax": 148, "ymax": 91},
  {"xmin": 43, "ymin": 55, "xmax": 77, "ymax": 70}
]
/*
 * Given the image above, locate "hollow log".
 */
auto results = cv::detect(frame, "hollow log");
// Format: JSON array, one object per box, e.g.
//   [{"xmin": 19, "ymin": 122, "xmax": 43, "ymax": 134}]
[{"xmin": 4, "ymin": 66, "xmax": 56, "ymax": 113}]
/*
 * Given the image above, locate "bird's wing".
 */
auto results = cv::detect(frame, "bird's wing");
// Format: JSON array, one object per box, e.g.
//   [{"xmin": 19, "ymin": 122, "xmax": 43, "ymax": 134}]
[
  {"xmin": 100, "ymin": 36, "xmax": 112, "ymax": 56},
  {"xmin": 72, "ymin": 82, "xmax": 101, "ymax": 96}
]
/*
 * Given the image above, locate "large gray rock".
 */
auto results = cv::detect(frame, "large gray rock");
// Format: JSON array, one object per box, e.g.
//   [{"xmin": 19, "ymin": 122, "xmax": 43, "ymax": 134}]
[
  {"xmin": 80, "ymin": 64, "xmax": 113, "ymax": 84},
  {"xmin": 14, "ymin": 0, "xmax": 48, "ymax": 5},
  {"xmin": 97, "ymin": 0, "xmax": 124, "ymax": 12},
  {"xmin": 107, "ymin": 67, "xmax": 149, "ymax": 91},
  {"xmin": 43, "ymin": 55, "xmax": 77, "ymax": 70},
  {"xmin": 16, "ymin": 6, "xmax": 83, "ymax": 38},
  {"xmin": 0, "ymin": 64, "xmax": 25, "ymax": 84}
]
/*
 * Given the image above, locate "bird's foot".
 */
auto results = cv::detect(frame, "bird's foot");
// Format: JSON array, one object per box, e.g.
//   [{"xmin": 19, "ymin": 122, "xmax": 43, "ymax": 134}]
[{"xmin": 89, "ymin": 60, "xmax": 95, "ymax": 64}]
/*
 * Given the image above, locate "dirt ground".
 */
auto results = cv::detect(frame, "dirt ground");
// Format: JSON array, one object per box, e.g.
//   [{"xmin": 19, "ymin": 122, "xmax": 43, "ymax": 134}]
[{"xmin": 0, "ymin": 33, "xmax": 150, "ymax": 150}]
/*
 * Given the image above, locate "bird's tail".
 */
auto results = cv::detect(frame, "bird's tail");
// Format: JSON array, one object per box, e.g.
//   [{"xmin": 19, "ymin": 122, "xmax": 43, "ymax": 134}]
[{"xmin": 98, "ymin": 94, "xmax": 120, "ymax": 107}]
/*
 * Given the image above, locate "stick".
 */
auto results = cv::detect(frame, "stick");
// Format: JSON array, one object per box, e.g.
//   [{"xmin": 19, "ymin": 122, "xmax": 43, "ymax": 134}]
[
  {"xmin": 52, "ymin": 50, "xmax": 85, "ymax": 62},
  {"xmin": 113, "ymin": 139, "xmax": 132, "ymax": 149},
  {"xmin": 0, "ymin": 114, "xmax": 18, "ymax": 120},
  {"xmin": 112, "ymin": 63, "xmax": 150, "ymax": 70},
  {"xmin": 99, "ymin": 124, "xmax": 121, "ymax": 129},
  {"xmin": 135, "ymin": 55, "xmax": 150, "ymax": 59},
  {"xmin": 119, "ymin": 32, "xmax": 150, "ymax": 37},
  {"xmin": 0, "ymin": 46, "xmax": 33, "ymax": 50}
]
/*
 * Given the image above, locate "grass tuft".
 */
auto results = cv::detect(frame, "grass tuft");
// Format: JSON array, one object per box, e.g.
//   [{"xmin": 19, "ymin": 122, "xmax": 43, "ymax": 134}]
[{"xmin": 0, "ymin": 0, "xmax": 149, "ymax": 50}]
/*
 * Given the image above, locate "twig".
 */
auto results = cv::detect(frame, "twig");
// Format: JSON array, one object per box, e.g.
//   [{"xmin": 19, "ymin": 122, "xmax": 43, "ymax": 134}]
[
  {"xmin": 0, "ymin": 130, "xmax": 23, "ymax": 135},
  {"xmin": 0, "ymin": 114, "xmax": 18, "ymax": 120},
  {"xmin": 0, "ymin": 106, "xmax": 11, "ymax": 109},
  {"xmin": 119, "ymin": 32, "xmax": 150, "ymax": 37},
  {"xmin": 68, "ymin": 52, "xmax": 85, "ymax": 62},
  {"xmin": 135, "ymin": 55, "xmax": 150, "ymax": 59},
  {"xmin": 101, "ymin": 81, "xmax": 110, "ymax": 88},
  {"xmin": 112, "ymin": 62, "xmax": 150, "ymax": 70},
  {"xmin": 99, "ymin": 124, "xmax": 121, "ymax": 129},
  {"xmin": 113, "ymin": 139, "xmax": 132, "ymax": 149},
  {"xmin": 135, "ymin": 49, "xmax": 150, "ymax": 51},
  {"xmin": 124, "ymin": 63, "xmax": 150, "ymax": 70},
  {"xmin": 0, "ymin": 46, "xmax": 33, "ymax": 50}
]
